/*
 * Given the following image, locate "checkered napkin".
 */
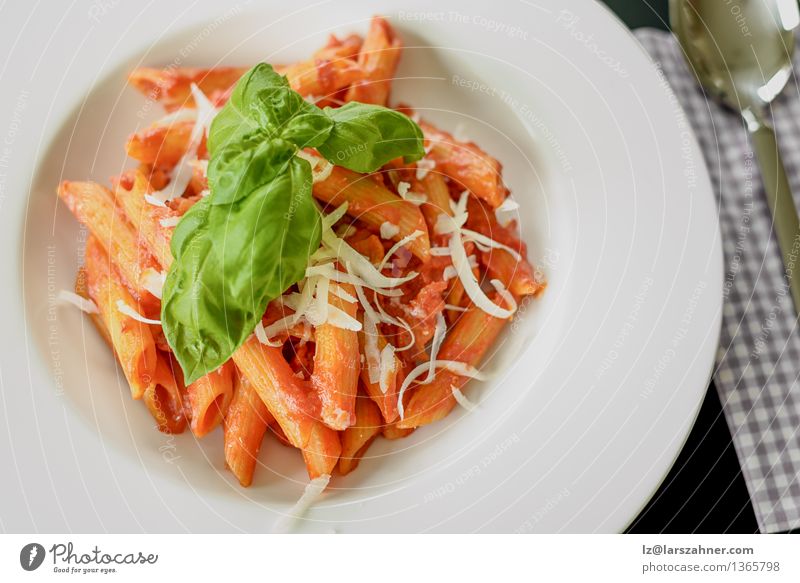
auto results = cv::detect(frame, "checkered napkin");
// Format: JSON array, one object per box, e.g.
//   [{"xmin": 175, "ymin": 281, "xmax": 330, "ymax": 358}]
[{"xmin": 634, "ymin": 28, "xmax": 800, "ymax": 533}]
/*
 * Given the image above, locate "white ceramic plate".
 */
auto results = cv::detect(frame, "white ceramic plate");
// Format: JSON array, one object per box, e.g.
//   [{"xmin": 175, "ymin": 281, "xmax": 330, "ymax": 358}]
[{"xmin": 0, "ymin": 0, "xmax": 722, "ymax": 533}]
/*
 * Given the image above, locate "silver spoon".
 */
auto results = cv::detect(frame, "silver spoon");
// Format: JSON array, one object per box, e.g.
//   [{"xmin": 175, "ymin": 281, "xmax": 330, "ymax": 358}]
[{"xmin": 671, "ymin": 0, "xmax": 800, "ymax": 313}]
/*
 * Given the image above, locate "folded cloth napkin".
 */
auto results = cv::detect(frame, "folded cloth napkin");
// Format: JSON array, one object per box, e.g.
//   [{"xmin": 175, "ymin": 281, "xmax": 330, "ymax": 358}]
[{"xmin": 635, "ymin": 28, "xmax": 800, "ymax": 533}]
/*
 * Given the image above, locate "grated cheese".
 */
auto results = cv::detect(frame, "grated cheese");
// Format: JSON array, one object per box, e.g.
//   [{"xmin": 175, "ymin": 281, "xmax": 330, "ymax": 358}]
[
  {"xmin": 378, "ymin": 343, "xmax": 396, "ymax": 394},
  {"xmin": 462, "ymin": 228, "xmax": 522, "ymax": 261},
  {"xmin": 142, "ymin": 268, "xmax": 166, "ymax": 299},
  {"xmin": 56, "ymin": 290, "xmax": 98, "ymax": 314},
  {"xmin": 379, "ymin": 221, "xmax": 400, "ymax": 240},
  {"xmin": 116, "ymin": 300, "xmax": 162, "ymax": 325},
  {"xmin": 159, "ymin": 216, "xmax": 181, "ymax": 228},
  {"xmin": 451, "ymin": 386, "xmax": 477, "ymax": 411},
  {"xmin": 397, "ymin": 360, "xmax": 489, "ymax": 420},
  {"xmin": 272, "ymin": 474, "xmax": 331, "ymax": 534},
  {"xmin": 353, "ymin": 282, "xmax": 382, "ymax": 384},
  {"xmin": 423, "ymin": 312, "xmax": 447, "ymax": 383},
  {"xmin": 254, "ymin": 320, "xmax": 283, "ymax": 347},
  {"xmin": 415, "ymin": 158, "xmax": 436, "ymax": 180},
  {"xmin": 377, "ymin": 230, "xmax": 424, "ymax": 272},
  {"xmin": 146, "ymin": 84, "xmax": 216, "ymax": 206},
  {"xmin": 296, "ymin": 149, "xmax": 334, "ymax": 183},
  {"xmin": 490, "ymin": 279, "xmax": 517, "ymax": 314},
  {"xmin": 494, "ymin": 196, "xmax": 520, "ymax": 227}
]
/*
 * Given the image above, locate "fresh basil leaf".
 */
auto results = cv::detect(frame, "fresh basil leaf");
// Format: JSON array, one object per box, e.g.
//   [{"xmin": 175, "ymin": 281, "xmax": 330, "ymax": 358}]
[
  {"xmin": 244, "ymin": 86, "xmax": 332, "ymax": 148},
  {"xmin": 281, "ymin": 108, "xmax": 334, "ymax": 148},
  {"xmin": 170, "ymin": 193, "xmax": 212, "ymax": 260},
  {"xmin": 316, "ymin": 102, "xmax": 425, "ymax": 172},
  {"xmin": 162, "ymin": 157, "xmax": 319, "ymax": 384},
  {"xmin": 207, "ymin": 63, "xmax": 290, "ymax": 153},
  {"xmin": 207, "ymin": 137, "xmax": 295, "ymax": 206}
]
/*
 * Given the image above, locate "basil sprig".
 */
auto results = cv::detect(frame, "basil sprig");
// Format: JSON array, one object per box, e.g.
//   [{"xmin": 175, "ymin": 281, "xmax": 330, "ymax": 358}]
[{"xmin": 162, "ymin": 64, "xmax": 424, "ymax": 383}]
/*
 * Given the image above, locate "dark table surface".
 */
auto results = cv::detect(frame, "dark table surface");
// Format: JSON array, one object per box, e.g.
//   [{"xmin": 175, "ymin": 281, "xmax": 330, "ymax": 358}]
[{"xmin": 600, "ymin": 0, "xmax": 760, "ymax": 534}]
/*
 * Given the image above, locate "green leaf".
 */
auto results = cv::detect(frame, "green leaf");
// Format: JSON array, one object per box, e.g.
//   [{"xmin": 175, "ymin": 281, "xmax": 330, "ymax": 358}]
[
  {"xmin": 316, "ymin": 102, "xmax": 425, "ymax": 173},
  {"xmin": 163, "ymin": 62, "xmax": 427, "ymax": 383},
  {"xmin": 207, "ymin": 137, "xmax": 295, "ymax": 206},
  {"xmin": 207, "ymin": 63, "xmax": 290, "ymax": 154},
  {"xmin": 281, "ymin": 108, "xmax": 333, "ymax": 149},
  {"xmin": 249, "ymin": 87, "xmax": 328, "ymax": 144},
  {"xmin": 162, "ymin": 157, "xmax": 319, "ymax": 384}
]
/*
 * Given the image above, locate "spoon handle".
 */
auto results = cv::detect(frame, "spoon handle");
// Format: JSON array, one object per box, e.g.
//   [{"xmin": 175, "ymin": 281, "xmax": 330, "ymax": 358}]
[{"xmin": 747, "ymin": 112, "xmax": 800, "ymax": 315}]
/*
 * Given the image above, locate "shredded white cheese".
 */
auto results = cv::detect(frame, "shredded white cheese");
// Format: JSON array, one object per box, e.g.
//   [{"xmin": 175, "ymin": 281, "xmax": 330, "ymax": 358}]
[
  {"xmin": 324, "ymin": 304, "xmax": 361, "ymax": 330},
  {"xmin": 495, "ymin": 196, "xmax": 520, "ymax": 227},
  {"xmin": 377, "ymin": 230, "xmax": 424, "ymax": 272},
  {"xmin": 378, "ymin": 343, "xmax": 397, "ymax": 394},
  {"xmin": 415, "ymin": 158, "xmax": 436, "ymax": 180},
  {"xmin": 144, "ymin": 194, "xmax": 167, "ymax": 208},
  {"xmin": 396, "ymin": 180, "xmax": 426, "ymax": 205},
  {"xmin": 444, "ymin": 303, "xmax": 468, "ymax": 312},
  {"xmin": 490, "ymin": 279, "xmax": 518, "ymax": 314},
  {"xmin": 272, "ymin": 474, "xmax": 331, "ymax": 534},
  {"xmin": 329, "ymin": 285, "xmax": 357, "ymax": 304},
  {"xmin": 451, "ymin": 386, "xmax": 477, "ymax": 411},
  {"xmin": 397, "ymin": 360, "xmax": 489, "ymax": 420},
  {"xmin": 142, "ymin": 268, "xmax": 166, "ymax": 299},
  {"xmin": 115, "ymin": 300, "xmax": 162, "ymax": 325},
  {"xmin": 296, "ymin": 149, "xmax": 334, "ymax": 183},
  {"xmin": 159, "ymin": 216, "xmax": 181, "ymax": 228},
  {"xmin": 255, "ymin": 320, "xmax": 283, "ymax": 347},
  {"xmin": 373, "ymin": 296, "xmax": 416, "ymax": 352},
  {"xmin": 462, "ymin": 228, "xmax": 522, "ymax": 262},
  {"xmin": 147, "ymin": 84, "xmax": 216, "ymax": 206},
  {"xmin": 423, "ymin": 312, "xmax": 447, "ymax": 383},
  {"xmin": 153, "ymin": 108, "xmax": 198, "ymax": 127},
  {"xmin": 56, "ymin": 290, "xmax": 98, "ymax": 314},
  {"xmin": 380, "ymin": 221, "xmax": 400, "ymax": 239},
  {"xmin": 353, "ymin": 282, "xmax": 382, "ymax": 385}
]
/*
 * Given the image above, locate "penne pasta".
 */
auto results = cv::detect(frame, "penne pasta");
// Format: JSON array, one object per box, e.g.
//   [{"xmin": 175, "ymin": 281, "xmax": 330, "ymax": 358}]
[
  {"xmin": 58, "ymin": 14, "xmax": 546, "ymax": 493},
  {"xmin": 339, "ymin": 395, "xmax": 383, "ymax": 475},
  {"xmin": 114, "ymin": 170, "xmax": 179, "ymax": 269},
  {"xmin": 314, "ymin": 166, "xmax": 430, "ymax": 261},
  {"xmin": 224, "ymin": 371, "xmax": 272, "ymax": 487},
  {"xmin": 465, "ymin": 196, "xmax": 544, "ymax": 297},
  {"xmin": 420, "ymin": 121, "xmax": 507, "ymax": 208},
  {"xmin": 345, "ymin": 16, "xmax": 402, "ymax": 106},
  {"xmin": 397, "ymin": 297, "xmax": 508, "ymax": 428},
  {"xmin": 84, "ymin": 236, "xmax": 157, "ymax": 400},
  {"xmin": 143, "ymin": 353, "xmax": 188, "ymax": 434},
  {"xmin": 358, "ymin": 319, "xmax": 401, "ymax": 423},
  {"xmin": 280, "ymin": 58, "xmax": 363, "ymax": 99},
  {"xmin": 185, "ymin": 361, "xmax": 235, "ymax": 438},
  {"xmin": 312, "ymin": 281, "xmax": 361, "ymax": 430},
  {"xmin": 128, "ymin": 66, "xmax": 248, "ymax": 111},
  {"xmin": 125, "ymin": 120, "xmax": 201, "ymax": 168},
  {"xmin": 233, "ymin": 336, "xmax": 341, "ymax": 478},
  {"xmin": 75, "ymin": 266, "xmax": 113, "ymax": 348},
  {"xmin": 58, "ymin": 180, "xmax": 159, "ymax": 307},
  {"xmin": 347, "ymin": 232, "xmax": 385, "ymax": 265},
  {"xmin": 382, "ymin": 420, "xmax": 415, "ymax": 440},
  {"xmin": 419, "ymin": 171, "xmax": 455, "ymax": 234}
]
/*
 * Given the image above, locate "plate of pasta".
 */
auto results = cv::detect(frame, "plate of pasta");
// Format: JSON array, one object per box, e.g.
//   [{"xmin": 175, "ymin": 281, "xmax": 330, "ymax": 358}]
[{"xmin": 5, "ymin": 0, "xmax": 722, "ymax": 532}]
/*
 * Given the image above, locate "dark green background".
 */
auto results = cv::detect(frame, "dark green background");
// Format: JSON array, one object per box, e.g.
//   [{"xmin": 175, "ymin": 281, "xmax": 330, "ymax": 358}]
[{"xmin": 602, "ymin": 0, "xmax": 670, "ymax": 30}]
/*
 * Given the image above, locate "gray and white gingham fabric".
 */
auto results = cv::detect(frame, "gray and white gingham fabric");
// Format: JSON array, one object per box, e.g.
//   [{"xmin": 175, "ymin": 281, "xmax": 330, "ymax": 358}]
[{"xmin": 634, "ymin": 29, "xmax": 800, "ymax": 533}]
